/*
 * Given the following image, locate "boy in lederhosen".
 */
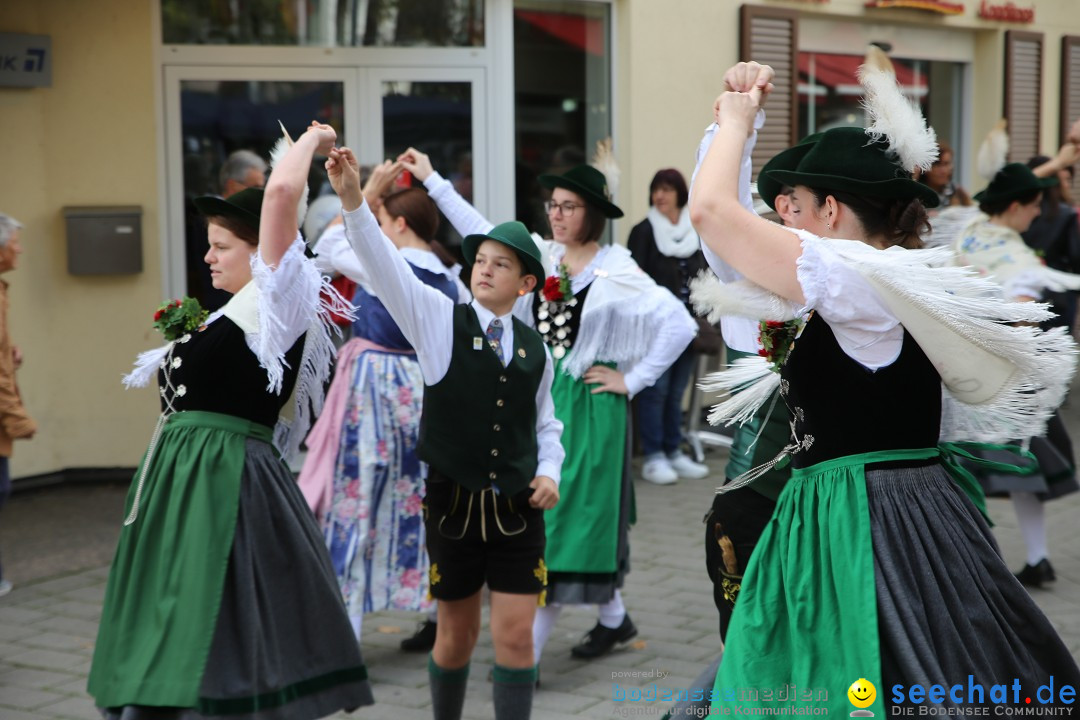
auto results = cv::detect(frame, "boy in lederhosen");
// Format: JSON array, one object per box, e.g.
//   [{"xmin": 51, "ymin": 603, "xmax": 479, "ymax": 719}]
[{"xmin": 326, "ymin": 146, "xmax": 563, "ymax": 720}]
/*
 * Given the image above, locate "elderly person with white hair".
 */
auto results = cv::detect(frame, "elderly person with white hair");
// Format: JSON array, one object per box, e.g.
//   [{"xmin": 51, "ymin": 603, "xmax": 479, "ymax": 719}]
[{"xmin": 0, "ymin": 213, "xmax": 36, "ymax": 598}]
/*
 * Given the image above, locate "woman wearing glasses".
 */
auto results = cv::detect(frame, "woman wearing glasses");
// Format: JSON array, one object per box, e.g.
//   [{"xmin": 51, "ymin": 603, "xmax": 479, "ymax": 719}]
[{"xmin": 397, "ymin": 148, "xmax": 696, "ymax": 667}]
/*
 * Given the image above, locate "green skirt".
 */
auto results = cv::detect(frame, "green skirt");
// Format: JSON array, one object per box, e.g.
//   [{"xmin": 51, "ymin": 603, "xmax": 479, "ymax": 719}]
[
  {"xmin": 543, "ymin": 360, "xmax": 629, "ymax": 576},
  {"xmin": 89, "ymin": 411, "xmax": 372, "ymax": 716},
  {"xmin": 90, "ymin": 411, "xmax": 254, "ymax": 707},
  {"xmin": 711, "ymin": 449, "xmax": 935, "ymax": 716}
]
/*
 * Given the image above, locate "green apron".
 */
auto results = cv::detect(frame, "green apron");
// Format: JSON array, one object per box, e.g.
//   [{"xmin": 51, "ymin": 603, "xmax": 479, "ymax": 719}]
[
  {"xmin": 88, "ymin": 411, "xmax": 273, "ymax": 708},
  {"xmin": 711, "ymin": 445, "xmax": 1018, "ymax": 715},
  {"xmin": 543, "ymin": 359, "xmax": 628, "ymax": 574}
]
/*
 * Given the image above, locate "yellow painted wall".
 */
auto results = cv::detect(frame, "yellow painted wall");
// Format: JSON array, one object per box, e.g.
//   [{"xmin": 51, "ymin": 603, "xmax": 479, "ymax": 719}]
[
  {"xmin": 617, "ymin": 0, "xmax": 1080, "ymax": 225},
  {"xmin": 0, "ymin": 1, "xmax": 161, "ymax": 478}
]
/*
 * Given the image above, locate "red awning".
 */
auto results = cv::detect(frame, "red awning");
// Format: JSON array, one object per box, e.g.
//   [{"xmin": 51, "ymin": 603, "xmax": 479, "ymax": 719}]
[
  {"xmin": 515, "ymin": 9, "xmax": 604, "ymax": 57},
  {"xmin": 799, "ymin": 53, "xmax": 928, "ymax": 96},
  {"xmin": 866, "ymin": 0, "xmax": 965, "ymax": 14}
]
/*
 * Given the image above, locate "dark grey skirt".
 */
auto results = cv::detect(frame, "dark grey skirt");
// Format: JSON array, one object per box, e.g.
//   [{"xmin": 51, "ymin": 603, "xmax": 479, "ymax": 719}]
[
  {"xmin": 973, "ymin": 412, "xmax": 1078, "ymax": 500},
  {"xmin": 870, "ymin": 464, "xmax": 1079, "ymax": 705},
  {"xmin": 664, "ymin": 462, "xmax": 1080, "ymax": 718},
  {"xmin": 101, "ymin": 439, "xmax": 374, "ymax": 720}
]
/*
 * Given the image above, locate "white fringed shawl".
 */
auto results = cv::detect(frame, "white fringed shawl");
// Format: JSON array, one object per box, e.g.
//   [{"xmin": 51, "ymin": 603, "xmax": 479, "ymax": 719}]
[
  {"xmin": 537, "ymin": 239, "xmax": 697, "ymax": 379},
  {"xmin": 691, "ymin": 236, "xmax": 1078, "ymax": 445},
  {"xmin": 123, "ymin": 236, "xmax": 354, "ymax": 461}
]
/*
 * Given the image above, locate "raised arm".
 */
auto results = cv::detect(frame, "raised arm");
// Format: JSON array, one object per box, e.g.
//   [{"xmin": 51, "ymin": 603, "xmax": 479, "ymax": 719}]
[
  {"xmin": 398, "ymin": 147, "xmax": 495, "ymax": 237},
  {"xmin": 261, "ymin": 122, "xmax": 336, "ymax": 268},
  {"xmin": 327, "ymin": 146, "xmax": 455, "ymax": 382},
  {"xmin": 689, "ymin": 64, "xmax": 805, "ymax": 304}
]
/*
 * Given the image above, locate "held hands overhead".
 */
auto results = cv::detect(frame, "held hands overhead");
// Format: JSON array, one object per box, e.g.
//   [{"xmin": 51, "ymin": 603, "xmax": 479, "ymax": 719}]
[
  {"xmin": 325, "ymin": 147, "xmax": 364, "ymax": 212},
  {"xmin": 714, "ymin": 62, "xmax": 775, "ymax": 136}
]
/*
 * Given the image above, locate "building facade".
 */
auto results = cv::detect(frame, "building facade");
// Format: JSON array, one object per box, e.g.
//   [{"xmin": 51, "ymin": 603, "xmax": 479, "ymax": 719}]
[{"xmin": 0, "ymin": 0, "xmax": 1077, "ymax": 481}]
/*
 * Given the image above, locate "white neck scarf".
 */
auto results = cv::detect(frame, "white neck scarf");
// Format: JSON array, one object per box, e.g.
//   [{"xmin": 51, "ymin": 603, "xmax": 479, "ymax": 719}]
[{"xmin": 647, "ymin": 206, "xmax": 699, "ymax": 258}]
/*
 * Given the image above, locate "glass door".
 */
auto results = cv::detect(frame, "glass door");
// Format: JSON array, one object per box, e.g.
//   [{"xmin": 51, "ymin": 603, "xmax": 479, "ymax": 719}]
[
  {"xmin": 163, "ymin": 66, "xmax": 359, "ymax": 305},
  {"xmin": 163, "ymin": 65, "xmax": 486, "ymax": 300},
  {"xmin": 362, "ymin": 67, "xmax": 487, "ymax": 252}
]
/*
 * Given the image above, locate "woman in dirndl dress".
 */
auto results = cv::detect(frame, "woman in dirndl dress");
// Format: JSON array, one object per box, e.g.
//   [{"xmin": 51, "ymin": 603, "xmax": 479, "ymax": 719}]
[
  {"xmin": 681, "ymin": 59, "xmax": 1080, "ymax": 717},
  {"xmin": 951, "ymin": 160, "xmax": 1080, "ymax": 587},
  {"xmin": 298, "ymin": 180, "xmax": 464, "ymax": 642},
  {"xmin": 88, "ymin": 122, "xmax": 373, "ymax": 719}
]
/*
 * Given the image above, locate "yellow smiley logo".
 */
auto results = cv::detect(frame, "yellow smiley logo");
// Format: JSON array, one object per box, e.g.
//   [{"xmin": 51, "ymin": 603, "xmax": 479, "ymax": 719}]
[{"xmin": 848, "ymin": 678, "xmax": 877, "ymax": 710}]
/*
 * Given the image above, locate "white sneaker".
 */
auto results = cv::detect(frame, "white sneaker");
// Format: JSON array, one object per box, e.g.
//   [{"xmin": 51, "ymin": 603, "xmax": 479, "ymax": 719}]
[
  {"xmin": 669, "ymin": 453, "xmax": 709, "ymax": 480},
  {"xmin": 0, "ymin": 580, "xmax": 12, "ymax": 597},
  {"xmin": 642, "ymin": 458, "xmax": 678, "ymax": 485}
]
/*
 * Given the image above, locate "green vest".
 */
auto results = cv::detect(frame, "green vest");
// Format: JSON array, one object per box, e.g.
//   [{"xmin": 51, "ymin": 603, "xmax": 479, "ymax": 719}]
[{"xmin": 418, "ymin": 304, "xmax": 546, "ymax": 495}]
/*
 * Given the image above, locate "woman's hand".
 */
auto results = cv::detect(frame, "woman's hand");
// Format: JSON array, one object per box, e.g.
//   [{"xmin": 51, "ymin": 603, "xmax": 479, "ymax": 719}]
[
  {"xmin": 363, "ymin": 159, "xmax": 404, "ymax": 207},
  {"xmin": 397, "ymin": 147, "xmax": 436, "ymax": 182},
  {"xmin": 584, "ymin": 365, "xmax": 628, "ymax": 395},
  {"xmin": 304, "ymin": 121, "xmax": 337, "ymax": 156},
  {"xmin": 1068, "ymin": 117, "xmax": 1080, "ymax": 145},
  {"xmin": 326, "ymin": 147, "xmax": 363, "ymax": 212},
  {"xmin": 528, "ymin": 476, "xmax": 559, "ymax": 509},
  {"xmin": 723, "ymin": 62, "xmax": 774, "ymax": 97},
  {"xmin": 714, "ymin": 90, "xmax": 764, "ymax": 137}
]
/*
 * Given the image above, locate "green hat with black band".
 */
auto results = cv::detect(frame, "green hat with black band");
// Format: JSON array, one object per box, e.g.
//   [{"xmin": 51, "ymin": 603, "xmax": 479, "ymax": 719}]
[
  {"xmin": 193, "ymin": 187, "xmax": 264, "ymax": 233},
  {"xmin": 765, "ymin": 126, "xmax": 940, "ymax": 209},
  {"xmin": 538, "ymin": 164, "xmax": 624, "ymax": 219},
  {"xmin": 758, "ymin": 133, "xmax": 823, "ymax": 211},
  {"xmin": 463, "ymin": 221, "xmax": 546, "ymax": 285},
  {"xmin": 973, "ymin": 162, "xmax": 1057, "ymax": 206}
]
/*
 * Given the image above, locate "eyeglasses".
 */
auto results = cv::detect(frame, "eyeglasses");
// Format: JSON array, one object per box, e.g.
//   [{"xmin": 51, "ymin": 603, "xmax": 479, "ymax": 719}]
[{"xmin": 544, "ymin": 200, "xmax": 584, "ymax": 217}]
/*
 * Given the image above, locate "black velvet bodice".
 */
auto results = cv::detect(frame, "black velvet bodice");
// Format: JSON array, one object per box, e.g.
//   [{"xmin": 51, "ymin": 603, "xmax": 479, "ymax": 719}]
[
  {"xmin": 781, "ymin": 312, "xmax": 941, "ymax": 468},
  {"xmin": 531, "ymin": 282, "xmax": 592, "ymax": 351},
  {"xmin": 157, "ymin": 317, "xmax": 305, "ymax": 428}
]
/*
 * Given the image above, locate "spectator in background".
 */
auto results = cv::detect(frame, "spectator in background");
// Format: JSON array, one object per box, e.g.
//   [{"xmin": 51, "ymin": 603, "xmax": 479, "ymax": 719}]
[
  {"xmin": 628, "ymin": 169, "xmax": 711, "ymax": 484},
  {"xmin": 0, "ymin": 214, "xmax": 38, "ymax": 598},
  {"xmin": 219, "ymin": 149, "xmax": 268, "ymax": 198},
  {"xmin": 1024, "ymin": 154, "xmax": 1080, "ymax": 332},
  {"xmin": 918, "ymin": 141, "xmax": 972, "ymax": 210}
]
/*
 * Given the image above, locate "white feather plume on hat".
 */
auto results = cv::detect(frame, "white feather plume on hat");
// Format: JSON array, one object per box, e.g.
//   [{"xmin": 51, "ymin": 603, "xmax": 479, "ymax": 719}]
[
  {"xmin": 269, "ymin": 120, "xmax": 310, "ymax": 229},
  {"xmin": 976, "ymin": 119, "xmax": 1010, "ymax": 181},
  {"xmin": 857, "ymin": 45, "xmax": 939, "ymax": 173},
  {"xmin": 590, "ymin": 137, "xmax": 620, "ymax": 200}
]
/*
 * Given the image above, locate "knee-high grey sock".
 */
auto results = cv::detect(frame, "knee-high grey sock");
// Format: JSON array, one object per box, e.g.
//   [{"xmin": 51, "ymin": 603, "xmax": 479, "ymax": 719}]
[
  {"xmin": 492, "ymin": 664, "xmax": 537, "ymax": 720},
  {"xmin": 429, "ymin": 655, "xmax": 469, "ymax": 720}
]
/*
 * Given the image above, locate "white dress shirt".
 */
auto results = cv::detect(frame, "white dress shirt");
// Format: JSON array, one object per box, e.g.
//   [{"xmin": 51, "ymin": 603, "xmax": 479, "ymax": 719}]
[{"xmin": 342, "ymin": 201, "xmax": 564, "ymax": 485}]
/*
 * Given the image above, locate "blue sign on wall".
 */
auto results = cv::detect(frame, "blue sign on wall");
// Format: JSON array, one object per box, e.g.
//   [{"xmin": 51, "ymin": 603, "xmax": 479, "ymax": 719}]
[{"xmin": 0, "ymin": 33, "xmax": 52, "ymax": 88}]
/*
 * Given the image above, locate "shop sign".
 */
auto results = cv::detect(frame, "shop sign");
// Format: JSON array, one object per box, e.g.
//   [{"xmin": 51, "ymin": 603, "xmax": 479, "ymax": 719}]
[
  {"xmin": 0, "ymin": 33, "xmax": 51, "ymax": 88},
  {"xmin": 977, "ymin": 0, "xmax": 1035, "ymax": 23},
  {"xmin": 865, "ymin": 0, "xmax": 964, "ymax": 13}
]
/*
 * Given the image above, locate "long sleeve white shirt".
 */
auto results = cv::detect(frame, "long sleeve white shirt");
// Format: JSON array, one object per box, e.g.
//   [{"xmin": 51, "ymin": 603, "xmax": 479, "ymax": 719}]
[{"xmin": 342, "ymin": 201, "xmax": 564, "ymax": 484}]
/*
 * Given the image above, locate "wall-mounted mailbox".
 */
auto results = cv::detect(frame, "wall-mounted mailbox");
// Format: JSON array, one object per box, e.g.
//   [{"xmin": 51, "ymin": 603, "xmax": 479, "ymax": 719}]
[{"xmin": 62, "ymin": 206, "xmax": 143, "ymax": 275}]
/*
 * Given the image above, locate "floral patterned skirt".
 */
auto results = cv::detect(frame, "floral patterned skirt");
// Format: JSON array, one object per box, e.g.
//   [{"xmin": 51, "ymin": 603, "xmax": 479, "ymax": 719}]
[{"xmin": 322, "ymin": 349, "xmax": 433, "ymax": 618}]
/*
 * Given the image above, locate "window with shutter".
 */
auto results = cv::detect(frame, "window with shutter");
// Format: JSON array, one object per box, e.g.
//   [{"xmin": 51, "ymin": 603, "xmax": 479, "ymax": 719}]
[
  {"xmin": 1004, "ymin": 31, "xmax": 1043, "ymax": 164},
  {"xmin": 1061, "ymin": 35, "xmax": 1080, "ymax": 198},
  {"xmin": 740, "ymin": 4, "xmax": 798, "ymax": 178}
]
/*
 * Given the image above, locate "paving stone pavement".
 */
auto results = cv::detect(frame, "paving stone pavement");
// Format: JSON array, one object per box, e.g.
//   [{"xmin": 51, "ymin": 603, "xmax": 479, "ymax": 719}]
[{"xmin": 1, "ymin": 444, "xmax": 1080, "ymax": 719}]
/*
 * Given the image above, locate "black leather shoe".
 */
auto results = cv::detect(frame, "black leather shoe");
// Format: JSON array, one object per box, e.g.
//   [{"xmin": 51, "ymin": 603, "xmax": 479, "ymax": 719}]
[
  {"xmin": 571, "ymin": 615, "xmax": 638, "ymax": 659},
  {"xmin": 1015, "ymin": 558, "xmax": 1056, "ymax": 587},
  {"xmin": 400, "ymin": 619, "xmax": 437, "ymax": 652}
]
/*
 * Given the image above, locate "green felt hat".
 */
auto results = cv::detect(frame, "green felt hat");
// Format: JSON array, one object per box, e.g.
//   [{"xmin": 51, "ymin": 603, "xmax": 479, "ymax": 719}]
[
  {"xmin": 538, "ymin": 164, "xmax": 624, "ymax": 218},
  {"xmin": 758, "ymin": 133, "xmax": 823, "ymax": 211},
  {"xmin": 193, "ymin": 187, "xmax": 264, "ymax": 234},
  {"xmin": 766, "ymin": 127, "xmax": 941, "ymax": 209},
  {"xmin": 463, "ymin": 221, "xmax": 546, "ymax": 285},
  {"xmin": 973, "ymin": 162, "xmax": 1058, "ymax": 205}
]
